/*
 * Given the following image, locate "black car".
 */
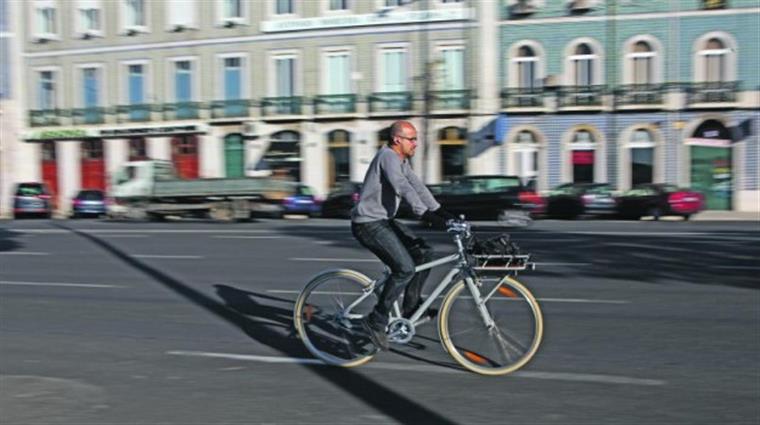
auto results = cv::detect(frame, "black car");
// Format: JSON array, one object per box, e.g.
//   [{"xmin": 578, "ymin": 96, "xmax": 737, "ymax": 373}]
[
  {"xmin": 616, "ymin": 183, "xmax": 704, "ymax": 220},
  {"xmin": 545, "ymin": 183, "xmax": 617, "ymax": 219},
  {"xmin": 13, "ymin": 182, "xmax": 54, "ymax": 219},
  {"xmin": 417, "ymin": 175, "xmax": 530, "ymax": 223},
  {"xmin": 320, "ymin": 182, "xmax": 362, "ymax": 218}
]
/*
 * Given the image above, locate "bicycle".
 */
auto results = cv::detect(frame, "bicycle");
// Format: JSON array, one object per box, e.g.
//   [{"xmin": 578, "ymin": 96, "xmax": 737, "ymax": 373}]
[{"xmin": 293, "ymin": 220, "xmax": 543, "ymax": 376}]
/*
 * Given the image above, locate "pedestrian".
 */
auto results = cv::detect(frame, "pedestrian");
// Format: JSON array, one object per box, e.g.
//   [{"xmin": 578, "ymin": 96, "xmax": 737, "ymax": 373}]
[{"xmin": 351, "ymin": 120, "xmax": 456, "ymax": 350}]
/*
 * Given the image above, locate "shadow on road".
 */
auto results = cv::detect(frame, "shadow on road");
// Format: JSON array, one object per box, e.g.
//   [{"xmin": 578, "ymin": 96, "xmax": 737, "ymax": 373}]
[
  {"xmin": 0, "ymin": 228, "xmax": 23, "ymax": 253},
  {"xmin": 54, "ymin": 222, "xmax": 460, "ymax": 425}
]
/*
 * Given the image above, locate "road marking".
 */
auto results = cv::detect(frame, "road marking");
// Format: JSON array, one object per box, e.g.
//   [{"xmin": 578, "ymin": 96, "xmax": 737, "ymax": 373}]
[
  {"xmin": 166, "ymin": 350, "xmax": 664, "ymax": 386},
  {"xmin": 0, "ymin": 251, "xmax": 49, "ymax": 256},
  {"xmin": 709, "ymin": 265, "xmax": 760, "ymax": 270},
  {"xmin": 0, "ymin": 280, "xmax": 124, "ymax": 288},
  {"xmin": 99, "ymin": 234, "xmax": 149, "ymax": 238},
  {"xmin": 212, "ymin": 236, "xmax": 284, "ymax": 239},
  {"xmin": 131, "ymin": 254, "xmax": 203, "ymax": 259},
  {"xmin": 534, "ymin": 262, "xmax": 593, "ymax": 267},
  {"xmin": 290, "ymin": 257, "xmax": 380, "ymax": 263},
  {"xmin": 264, "ymin": 289, "xmax": 628, "ymax": 304}
]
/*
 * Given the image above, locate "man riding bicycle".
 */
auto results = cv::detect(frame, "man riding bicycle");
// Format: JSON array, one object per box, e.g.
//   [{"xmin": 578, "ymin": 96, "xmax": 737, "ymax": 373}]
[{"xmin": 351, "ymin": 120, "xmax": 455, "ymax": 350}]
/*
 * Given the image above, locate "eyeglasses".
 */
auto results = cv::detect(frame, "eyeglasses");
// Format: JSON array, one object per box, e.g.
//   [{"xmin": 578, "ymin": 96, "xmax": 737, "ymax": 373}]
[{"xmin": 397, "ymin": 135, "xmax": 418, "ymax": 143}]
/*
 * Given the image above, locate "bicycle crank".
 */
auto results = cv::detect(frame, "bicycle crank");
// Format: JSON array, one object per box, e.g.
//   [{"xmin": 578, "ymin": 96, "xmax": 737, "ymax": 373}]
[{"xmin": 387, "ymin": 318, "xmax": 416, "ymax": 344}]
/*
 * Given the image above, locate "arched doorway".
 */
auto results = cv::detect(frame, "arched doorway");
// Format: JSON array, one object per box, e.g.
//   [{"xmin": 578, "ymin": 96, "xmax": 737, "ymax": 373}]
[
  {"xmin": 687, "ymin": 119, "xmax": 732, "ymax": 210},
  {"xmin": 41, "ymin": 141, "xmax": 58, "ymax": 206},
  {"xmin": 629, "ymin": 129, "xmax": 656, "ymax": 186},
  {"xmin": 81, "ymin": 140, "xmax": 106, "ymax": 190},
  {"xmin": 510, "ymin": 130, "xmax": 540, "ymax": 186},
  {"xmin": 327, "ymin": 130, "xmax": 351, "ymax": 187},
  {"xmin": 171, "ymin": 135, "xmax": 199, "ymax": 179},
  {"xmin": 264, "ymin": 131, "xmax": 301, "ymax": 181},
  {"xmin": 438, "ymin": 127, "xmax": 467, "ymax": 181},
  {"xmin": 570, "ymin": 130, "xmax": 596, "ymax": 183},
  {"xmin": 224, "ymin": 133, "xmax": 245, "ymax": 178}
]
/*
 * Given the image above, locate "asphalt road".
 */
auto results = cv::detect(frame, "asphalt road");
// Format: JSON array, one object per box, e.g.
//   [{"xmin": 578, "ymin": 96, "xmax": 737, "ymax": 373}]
[{"xmin": 1, "ymin": 218, "xmax": 758, "ymax": 425}]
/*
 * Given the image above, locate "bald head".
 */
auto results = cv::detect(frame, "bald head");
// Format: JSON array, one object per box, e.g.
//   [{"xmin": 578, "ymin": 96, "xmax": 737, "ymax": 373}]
[{"xmin": 389, "ymin": 120, "xmax": 416, "ymax": 144}]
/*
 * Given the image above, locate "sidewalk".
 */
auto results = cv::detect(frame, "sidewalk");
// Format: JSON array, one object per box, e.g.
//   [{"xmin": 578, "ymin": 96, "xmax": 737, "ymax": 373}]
[{"xmin": 691, "ymin": 210, "xmax": 760, "ymax": 221}]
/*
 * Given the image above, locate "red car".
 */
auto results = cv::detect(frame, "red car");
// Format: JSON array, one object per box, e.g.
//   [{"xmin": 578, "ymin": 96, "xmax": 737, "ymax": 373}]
[{"xmin": 616, "ymin": 183, "xmax": 704, "ymax": 220}]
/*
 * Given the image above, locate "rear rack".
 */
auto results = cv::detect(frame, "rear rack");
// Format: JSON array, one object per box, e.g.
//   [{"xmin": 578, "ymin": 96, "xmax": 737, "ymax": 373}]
[{"xmin": 472, "ymin": 254, "xmax": 535, "ymax": 272}]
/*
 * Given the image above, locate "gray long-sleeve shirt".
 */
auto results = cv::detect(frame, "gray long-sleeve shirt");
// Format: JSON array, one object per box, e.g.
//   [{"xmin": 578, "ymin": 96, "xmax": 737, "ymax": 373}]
[{"xmin": 351, "ymin": 146, "xmax": 440, "ymax": 223}]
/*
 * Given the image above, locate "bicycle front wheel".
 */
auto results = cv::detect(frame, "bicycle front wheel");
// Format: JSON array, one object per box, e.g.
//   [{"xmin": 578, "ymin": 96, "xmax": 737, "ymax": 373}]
[
  {"xmin": 293, "ymin": 269, "xmax": 378, "ymax": 367},
  {"xmin": 439, "ymin": 275, "xmax": 543, "ymax": 376}
]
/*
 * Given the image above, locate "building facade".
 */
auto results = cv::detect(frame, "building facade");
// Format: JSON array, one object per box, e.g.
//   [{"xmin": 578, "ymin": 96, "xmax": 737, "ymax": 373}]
[
  {"xmin": 2, "ymin": 0, "xmax": 758, "ymax": 216},
  {"xmin": 499, "ymin": 0, "xmax": 759, "ymax": 211}
]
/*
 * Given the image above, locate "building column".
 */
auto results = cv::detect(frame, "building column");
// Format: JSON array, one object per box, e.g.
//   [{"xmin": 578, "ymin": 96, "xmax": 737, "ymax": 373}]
[
  {"xmin": 57, "ymin": 141, "xmax": 81, "ymax": 215},
  {"xmin": 301, "ymin": 123, "xmax": 326, "ymax": 197},
  {"xmin": 200, "ymin": 126, "xmax": 224, "ymax": 178},
  {"xmin": 105, "ymin": 139, "xmax": 128, "ymax": 191},
  {"xmin": 148, "ymin": 137, "xmax": 172, "ymax": 161}
]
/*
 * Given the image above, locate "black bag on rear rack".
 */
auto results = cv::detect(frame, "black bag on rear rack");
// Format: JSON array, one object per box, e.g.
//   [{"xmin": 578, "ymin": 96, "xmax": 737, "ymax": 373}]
[{"xmin": 468, "ymin": 234, "xmax": 528, "ymax": 272}]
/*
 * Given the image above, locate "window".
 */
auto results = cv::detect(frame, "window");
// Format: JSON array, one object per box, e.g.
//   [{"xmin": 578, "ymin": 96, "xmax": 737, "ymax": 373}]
[
  {"xmin": 571, "ymin": 43, "xmax": 594, "ymax": 86},
  {"xmin": 128, "ymin": 138, "xmax": 147, "ymax": 160},
  {"xmin": 223, "ymin": 57, "xmax": 242, "ymax": 100},
  {"xmin": 385, "ymin": 0, "xmax": 412, "ymax": 6},
  {"xmin": 37, "ymin": 70, "xmax": 56, "ymax": 110},
  {"xmin": 630, "ymin": 41, "xmax": 653, "ymax": 84},
  {"xmin": 82, "ymin": 140, "xmax": 104, "ymax": 159},
  {"xmin": 276, "ymin": 0, "xmax": 293, "ymax": 14},
  {"xmin": 167, "ymin": 0, "xmax": 196, "ymax": 29},
  {"xmin": 438, "ymin": 46, "xmax": 465, "ymax": 90},
  {"xmin": 174, "ymin": 60, "xmax": 193, "ymax": 101},
  {"xmin": 77, "ymin": 0, "xmax": 101, "ymax": 34},
  {"xmin": 379, "ymin": 47, "xmax": 407, "ymax": 92},
  {"xmin": 34, "ymin": 0, "xmax": 57, "ymax": 36},
  {"xmin": 328, "ymin": 130, "xmax": 351, "ymax": 185},
  {"xmin": 125, "ymin": 0, "xmax": 145, "ymax": 27},
  {"xmin": 622, "ymin": 37, "xmax": 663, "ymax": 86},
  {"xmin": 128, "ymin": 64, "xmax": 145, "ymax": 104},
  {"xmin": 325, "ymin": 51, "xmax": 351, "ymax": 94},
  {"xmin": 329, "ymin": 0, "xmax": 349, "ymax": 10},
  {"xmin": 82, "ymin": 67, "xmax": 100, "ymax": 108},
  {"xmin": 703, "ymin": 38, "xmax": 728, "ymax": 82},
  {"xmin": 630, "ymin": 129, "xmax": 654, "ymax": 186},
  {"xmin": 439, "ymin": 127, "xmax": 467, "ymax": 180},
  {"xmin": 275, "ymin": 57, "xmax": 295, "ymax": 97},
  {"xmin": 515, "ymin": 46, "xmax": 538, "ymax": 89},
  {"xmin": 224, "ymin": 0, "xmax": 243, "ymax": 18},
  {"xmin": 570, "ymin": 130, "xmax": 595, "ymax": 183},
  {"xmin": 513, "ymin": 130, "xmax": 539, "ymax": 181},
  {"xmin": 42, "ymin": 142, "xmax": 57, "ymax": 161}
]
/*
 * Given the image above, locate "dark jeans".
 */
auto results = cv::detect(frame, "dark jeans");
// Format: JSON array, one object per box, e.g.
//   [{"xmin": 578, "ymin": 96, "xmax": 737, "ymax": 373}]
[{"xmin": 351, "ymin": 219, "xmax": 433, "ymax": 329}]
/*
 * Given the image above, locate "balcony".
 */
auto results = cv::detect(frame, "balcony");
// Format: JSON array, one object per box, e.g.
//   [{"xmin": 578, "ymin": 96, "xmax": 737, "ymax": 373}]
[
  {"xmin": 163, "ymin": 101, "xmax": 201, "ymax": 120},
  {"xmin": 557, "ymin": 85, "xmax": 604, "ymax": 108},
  {"xmin": 686, "ymin": 81, "xmax": 739, "ymax": 105},
  {"xmin": 29, "ymin": 109, "xmax": 63, "ymax": 127},
  {"xmin": 429, "ymin": 90, "xmax": 471, "ymax": 111},
  {"xmin": 210, "ymin": 99, "xmax": 251, "ymax": 119},
  {"xmin": 314, "ymin": 94, "xmax": 357, "ymax": 115},
  {"xmin": 615, "ymin": 84, "xmax": 665, "ymax": 107},
  {"xmin": 501, "ymin": 87, "xmax": 544, "ymax": 109},
  {"xmin": 116, "ymin": 104, "xmax": 153, "ymax": 123},
  {"xmin": 71, "ymin": 107, "xmax": 106, "ymax": 125},
  {"xmin": 368, "ymin": 92, "xmax": 413, "ymax": 113},
  {"xmin": 261, "ymin": 96, "xmax": 303, "ymax": 117}
]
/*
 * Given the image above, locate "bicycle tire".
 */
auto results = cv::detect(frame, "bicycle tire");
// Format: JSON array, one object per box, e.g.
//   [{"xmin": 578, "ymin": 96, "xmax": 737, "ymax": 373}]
[
  {"xmin": 293, "ymin": 269, "xmax": 378, "ymax": 367},
  {"xmin": 438, "ymin": 275, "xmax": 543, "ymax": 376}
]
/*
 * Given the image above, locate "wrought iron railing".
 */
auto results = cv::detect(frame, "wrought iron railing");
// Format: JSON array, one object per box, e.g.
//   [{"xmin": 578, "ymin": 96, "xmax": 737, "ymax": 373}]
[
  {"xmin": 557, "ymin": 85, "xmax": 604, "ymax": 107},
  {"xmin": 261, "ymin": 96, "xmax": 303, "ymax": 116},
  {"xmin": 116, "ymin": 104, "xmax": 153, "ymax": 122},
  {"xmin": 314, "ymin": 94, "xmax": 357, "ymax": 114},
  {"xmin": 615, "ymin": 84, "xmax": 665, "ymax": 106},
  {"xmin": 500, "ymin": 87, "xmax": 544, "ymax": 108},
  {"xmin": 163, "ymin": 101, "xmax": 201, "ymax": 120},
  {"xmin": 368, "ymin": 92, "xmax": 413, "ymax": 113},
  {"xmin": 685, "ymin": 81, "xmax": 739, "ymax": 104},
  {"xmin": 429, "ymin": 90, "xmax": 471, "ymax": 110},
  {"xmin": 71, "ymin": 107, "xmax": 106, "ymax": 124},
  {"xmin": 29, "ymin": 109, "xmax": 63, "ymax": 127},
  {"xmin": 210, "ymin": 99, "xmax": 251, "ymax": 118}
]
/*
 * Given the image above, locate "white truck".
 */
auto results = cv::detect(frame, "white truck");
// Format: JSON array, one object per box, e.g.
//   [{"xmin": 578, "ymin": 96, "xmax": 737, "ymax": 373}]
[{"xmin": 108, "ymin": 160, "xmax": 298, "ymax": 221}]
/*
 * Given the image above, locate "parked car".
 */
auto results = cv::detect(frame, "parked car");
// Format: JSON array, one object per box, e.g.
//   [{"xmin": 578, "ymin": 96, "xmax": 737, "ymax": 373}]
[
  {"xmin": 12, "ymin": 182, "xmax": 53, "ymax": 219},
  {"xmin": 71, "ymin": 189, "xmax": 107, "ymax": 218},
  {"xmin": 545, "ymin": 183, "xmax": 617, "ymax": 219},
  {"xmin": 280, "ymin": 184, "xmax": 321, "ymax": 217},
  {"xmin": 420, "ymin": 175, "xmax": 531, "ymax": 223},
  {"xmin": 616, "ymin": 183, "xmax": 704, "ymax": 220},
  {"xmin": 321, "ymin": 182, "xmax": 362, "ymax": 218}
]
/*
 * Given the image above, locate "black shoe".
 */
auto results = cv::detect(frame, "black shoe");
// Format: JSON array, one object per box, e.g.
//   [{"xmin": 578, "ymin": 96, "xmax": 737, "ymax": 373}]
[{"xmin": 360, "ymin": 318, "xmax": 389, "ymax": 351}]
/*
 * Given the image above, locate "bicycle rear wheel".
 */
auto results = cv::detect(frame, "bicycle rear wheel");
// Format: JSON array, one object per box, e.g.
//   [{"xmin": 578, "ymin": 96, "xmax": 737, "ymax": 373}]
[
  {"xmin": 293, "ymin": 269, "xmax": 378, "ymax": 367},
  {"xmin": 439, "ymin": 275, "xmax": 543, "ymax": 376}
]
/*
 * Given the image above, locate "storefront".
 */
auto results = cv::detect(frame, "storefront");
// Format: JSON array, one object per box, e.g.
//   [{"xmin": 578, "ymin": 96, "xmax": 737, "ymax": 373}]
[{"xmin": 686, "ymin": 119, "xmax": 733, "ymax": 210}]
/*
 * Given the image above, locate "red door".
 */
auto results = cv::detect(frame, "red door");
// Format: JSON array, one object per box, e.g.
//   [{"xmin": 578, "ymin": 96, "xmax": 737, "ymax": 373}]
[
  {"xmin": 171, "ymin": 135, "xmax": 199, "ymax": 179},
  {"xmin": 41, "ymin": 142, "xmax": 59, "ymax": 209},
  {"xmin": 81, "ymin": 140, "xmax": 106, "ymax": 190}
]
